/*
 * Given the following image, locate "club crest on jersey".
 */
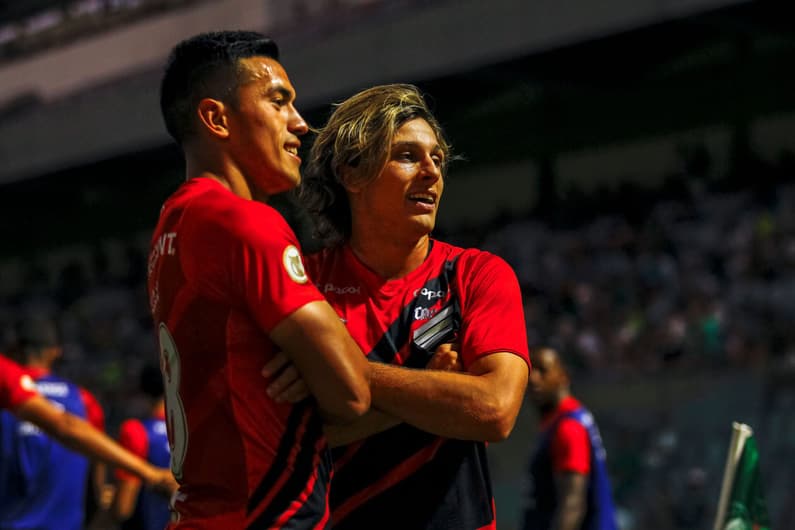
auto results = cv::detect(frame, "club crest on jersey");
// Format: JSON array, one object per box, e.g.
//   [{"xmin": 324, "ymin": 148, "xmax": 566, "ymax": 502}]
[{"xmin": 283, "ymin": 245, "xmax": 308, "ymax": 284}]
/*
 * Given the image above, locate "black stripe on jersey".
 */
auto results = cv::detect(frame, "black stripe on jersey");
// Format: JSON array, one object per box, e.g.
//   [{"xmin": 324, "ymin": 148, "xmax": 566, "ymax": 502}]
[
  {"xmin": 281, "ymin": 449, "xmax": 333, "ymax": 530},
  {"xmin": 247, "ymin": 408, "xmax": 326, "ymax": 529},
  {"xmin": 367, "ymin": 257, "xmax": 459, "ymax": 365},
  {"xmin": 330, "ymin": 423, "xmax": 441, "ymax": 507},
  {"xmin": 333, "ymin": 439, "xmax": 494, "ymax": 530}
]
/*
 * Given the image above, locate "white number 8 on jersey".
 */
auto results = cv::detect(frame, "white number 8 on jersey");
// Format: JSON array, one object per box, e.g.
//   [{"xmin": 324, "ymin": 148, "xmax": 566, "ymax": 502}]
[{"xmin": 159, "ymin": 323, "xmax": 189, "ymax": 481}]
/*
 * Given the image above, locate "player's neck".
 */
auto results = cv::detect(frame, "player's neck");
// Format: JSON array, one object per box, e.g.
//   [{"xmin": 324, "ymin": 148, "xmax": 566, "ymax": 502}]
[
  {"xmin": 185, "ymin": 150, "xmax": 269, "ymax": 203},
  {"xmin": 24, "ymin": 357, "xmax": 52, "ymax": 372},
  {"xmin": 348, "ymin": 232, "xmax": 431, "ymax": 280}
]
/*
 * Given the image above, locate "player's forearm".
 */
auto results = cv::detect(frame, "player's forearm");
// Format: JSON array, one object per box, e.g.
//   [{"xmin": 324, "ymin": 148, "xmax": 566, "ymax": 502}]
[
  {"xmin": 111, "ymin": 480, "xmax": 141, "ymax": 521},
  {"xmin": 270, "ymin": 301, "xmax": 371, "ymax": 423},
  {"xmin": 17, "ymin": 396, "xmax": 158, "ymax": 482},
  {"xmin": 56, "ymin": 413, "xmax": 158, "ymax": 482},
  {"xmin": 368, "ymin": 362, "xmax": 517, "ymax": 442},
  {"xmin": 552, "ymin": 473, "xmax": 588, "ymax": 530},
  {"xmin": 324, "ymin": 409, "xmax": 401, "ymax": 447}
]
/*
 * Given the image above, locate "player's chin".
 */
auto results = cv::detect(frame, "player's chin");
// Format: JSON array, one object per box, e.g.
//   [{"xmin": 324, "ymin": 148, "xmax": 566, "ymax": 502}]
[{"xmin": 279, "ymin": 170, "xmax": 302, "ymax": 190}]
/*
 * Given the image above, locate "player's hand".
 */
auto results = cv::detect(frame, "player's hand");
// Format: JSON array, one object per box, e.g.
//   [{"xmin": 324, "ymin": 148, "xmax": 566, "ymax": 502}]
[
  {"xmin": 146, "ymin": 466, "xmax": 178, "ymax": 498},
  {"xmin": 98, "ymin": 482, "xmax": 116, "ymax": 509},
  {"xmin": 427, "ymin": 342, "xmax": 463, "ymax": 372},
  {"xmin": 262, "ymin": 351, "xmax": 310, "ymax": 403}
]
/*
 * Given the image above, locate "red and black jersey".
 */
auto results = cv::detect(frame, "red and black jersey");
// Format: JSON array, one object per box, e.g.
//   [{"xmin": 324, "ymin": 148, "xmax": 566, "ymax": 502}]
[
  {"xmin": 305, "ymin": 240, "xmax": 529, "ymax": 530},
  {"xmin": 148, "ymin": 178, "xmax": 329, "ymax": 529}
]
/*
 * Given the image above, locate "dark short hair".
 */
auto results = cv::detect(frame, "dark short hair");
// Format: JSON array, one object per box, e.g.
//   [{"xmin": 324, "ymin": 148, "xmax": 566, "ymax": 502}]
[
  {"xmin": 14, "ymin": 316, "xmax": 59, "ymax": 356},
  {"xmin": 140, "ymin": 363, "xmax": 164, "ymax": 399},
  {"xmin": 160, "ymin": 30, "xmax": 279, "ymax": 145}
]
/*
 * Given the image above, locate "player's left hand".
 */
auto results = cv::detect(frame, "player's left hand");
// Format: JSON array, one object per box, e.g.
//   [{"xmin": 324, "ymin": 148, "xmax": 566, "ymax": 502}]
[
  {"xmin": 427, "ymin": 342, "xmax": 463, "ymax": 372},
  {"xmin": 262, "ymin": 351, "xmax": 310, "ymax": 403}
]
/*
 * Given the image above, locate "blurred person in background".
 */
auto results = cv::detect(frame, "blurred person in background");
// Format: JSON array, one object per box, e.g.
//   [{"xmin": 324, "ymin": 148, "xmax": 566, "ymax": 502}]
[
  {"xmin": 521, "ymin": 347, "xmax": 618, "ymax": 530},
  {"xmin": 0, "ymin": 354, "xmax": 175, "ymax": 525},
  {"xmin": 0, "ymin": 316, "xmax": 111, "ymax": 530},
  {"xmin": 291, "ymin": 83, "xmax": 530, "ymax": 529},
  {"xmin": 150, "ymin": 30, "xmax": 371, "ymax": 528},
  {"xmin": 112, "ymin": 363, "xmax": 170, "ymax": 530}
]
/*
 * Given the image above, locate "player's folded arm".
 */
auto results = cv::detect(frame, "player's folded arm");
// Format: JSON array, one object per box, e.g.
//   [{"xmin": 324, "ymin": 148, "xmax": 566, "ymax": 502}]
[
  {"xmin": 270, "ymin": 300, "xmax": 371, "ymax": 424},
  {"xmin": 369, "ymin": 350, "xmax": 528, "ymax": 442}
]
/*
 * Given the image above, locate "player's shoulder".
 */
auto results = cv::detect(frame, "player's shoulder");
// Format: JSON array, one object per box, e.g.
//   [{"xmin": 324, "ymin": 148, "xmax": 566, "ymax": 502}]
[
  {"xmin": 0, "ymin": 356, "xmax": 30, "ymax": 388},
  {"xmin": 78, "ymin": 386, "xmax": 104, "ymax": 410},
  {"xmin": 188, "ymin": 183, "xmax": 284, "ymax": 227},
  {"xmin": 176, "ymin": 182, "xmax": 290, "ymax": 244},
  {"xmin": 554, "ymin": 416, "xmax": 590, "ymax": 447},
  {"xmin": 434, "ymin": 239, "xmax": 514, "ymax": 277},
  {"xmin": 119, "ymin": 417, "xmax": 147, "ymax": 436}
]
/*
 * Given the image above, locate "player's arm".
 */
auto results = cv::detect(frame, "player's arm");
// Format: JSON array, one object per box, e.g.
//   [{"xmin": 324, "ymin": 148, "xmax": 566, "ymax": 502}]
[
  {"xmin": 368, "ymin": 351, "xmax": 528, "ymax": 441},
  {"xmin": 13, "ymin": 395, "xmax": 176, "ymax": 495},
  {"xmin": 320, "ymin": 342, "xmax": 462, "ymax": 446},
  {"xmin": 206, "ymin": 208, "xmax": 371, "ymax": 425},
  {"xmin": 265, "ymin": 343, "xmax": 463, "ymax": 445},
  {"xmin": 269, "ymin": 300, "xmax": 371, "ymax": 424},
  {"xmin": 549, "ymin": 417, "xmax": 591, "ymax": 530},
  {"xmin": 81, "ymin": 388, "xmax": 115, "ymax": 512},
  {"xmin": 360, "ymin": 255, "xmax": 529, "ymax": 441},
  {"xmin": 112, "ymin": 478, "xmax": 142, "ymax": 521},
  {"xmin": 111, "ymin": 419, "xmax": 148, "ymax": 521},
  {"xmin": 551, "ymin": 472, "xmax": 588, "ymax": 530}
]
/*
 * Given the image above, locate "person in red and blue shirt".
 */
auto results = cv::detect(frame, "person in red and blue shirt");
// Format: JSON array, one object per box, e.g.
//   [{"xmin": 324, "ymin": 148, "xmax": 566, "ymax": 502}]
[
  {"xmin": 521, "ymin": 347, "xmax": 618, "ymax": 530},
  {"xmin": 112, "ymin": 363, "xmax": 171, "ymax": 530},
  {"xmin": 0, "ymin": 316, "xmax": 109, "ymax": 530},
  {"xmin": 288, "ymin": 83, "xmax": 530, "ymax": 530},
  {"xmin": 0, "ymin": 352, "xmax": 175, "ymax": 524}
]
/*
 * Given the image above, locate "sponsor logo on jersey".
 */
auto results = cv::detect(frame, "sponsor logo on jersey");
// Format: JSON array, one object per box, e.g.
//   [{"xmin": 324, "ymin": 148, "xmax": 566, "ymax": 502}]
[
  {"xmin": 413, "ymin": 287, "xmax": 446, "ymax": 301},
  {"xmin": 282, "ymin": 245, "xmax": 308, "ymax": 284},
  {"xmin": 35, "ymin": 381, "xmax": 70, "ymax": 398},
  {"xmin": 414, "ymin": 306, "xmax": 438, "ymax": 321},
  {"xmin": 324, "ymin": 283, "xmax": 361, "ymax": 295}
]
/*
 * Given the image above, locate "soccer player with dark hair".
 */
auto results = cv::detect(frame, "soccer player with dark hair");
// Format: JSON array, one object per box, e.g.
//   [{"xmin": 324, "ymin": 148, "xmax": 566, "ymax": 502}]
[
  {"xmin": 0, "ymin": 353, "xmax": 175, "ymax": 499},
  {"xmin": 0, "ymin": 316, "xmax": 110, "ymax": 530},
  {"xmin": 521, "ymin": 347, "xmax": 618, "ymax": 530},
  {"xmin": 293, "ymin": 83, "xmax": 530, "ymax": 529},
  {"xmin": 112, "ymin": 363, "xmax": 171, "ymax": 530},
  {"xmin": 150, "ymin": 30, "xmax": 370, "ymax": 528}
]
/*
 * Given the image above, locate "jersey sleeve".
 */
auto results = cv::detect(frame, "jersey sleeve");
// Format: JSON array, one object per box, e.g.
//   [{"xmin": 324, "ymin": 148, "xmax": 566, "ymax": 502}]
[
  {"xmin": 0, "ymin": 355, "xmax": 39, "ymax": 410},
  {"xmin": 457, "ymin": 253, "xmax": 530, "ymax": 368},
  {"xmin": 115, "ymin": 419, "xmax": 149, "ymax": 482},
  {"xmin": 550, "ymin": 418, "xmax": 591, "ymax": 475},
  {"xmin": 79, "ymin": 388, "xmax": 105, "ymax": 431},
  {"xmin": 182, "ymin": 199, "xmax": 325, "ymax": 333}
]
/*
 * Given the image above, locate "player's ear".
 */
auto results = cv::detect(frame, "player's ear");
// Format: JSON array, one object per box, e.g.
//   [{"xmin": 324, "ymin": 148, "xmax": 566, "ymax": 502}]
[
  {"xmin": 339, "ymin": 164, "xmax": 363, "ymax": 194},
  {"xmin": 197, "ymin": 98, "xmax": 230, "ymax": 139}
]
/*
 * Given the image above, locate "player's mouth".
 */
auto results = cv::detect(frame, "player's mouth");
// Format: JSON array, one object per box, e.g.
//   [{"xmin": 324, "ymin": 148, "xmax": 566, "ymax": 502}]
[
  {"xmin": 285, "ymin": 144, "xmax": 301, "ymax": 162},
  {"xmin": 407, "ymin": 192, "xmax": 437, "ymax": 211}
]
